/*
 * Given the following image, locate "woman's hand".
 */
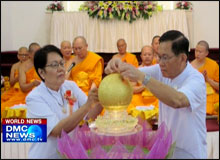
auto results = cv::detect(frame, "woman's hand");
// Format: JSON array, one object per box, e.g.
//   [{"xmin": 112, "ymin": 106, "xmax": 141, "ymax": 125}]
[
  {"xmin": 86, "ymin": 87, "xmax": 103, "ymax": 120},
  {"xmin": 87, "ymin": 87, "xmax": 99, "ymax": 108}
]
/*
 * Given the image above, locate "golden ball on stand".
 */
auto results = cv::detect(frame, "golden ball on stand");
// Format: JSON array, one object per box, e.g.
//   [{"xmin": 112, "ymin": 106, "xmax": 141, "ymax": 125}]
[
  {"xmin": 95, "ymin": 73, "xmax": 139, "ymax": 135},
  {"xmin": 98, "ymin": 73, "xmax": 133, "ymax": 111}
]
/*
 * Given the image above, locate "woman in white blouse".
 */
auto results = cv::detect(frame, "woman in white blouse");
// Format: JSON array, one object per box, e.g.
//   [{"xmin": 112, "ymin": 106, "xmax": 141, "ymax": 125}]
[{"xmin": 26, "ymin": 44, "xmax": 102, "ymax": 159}]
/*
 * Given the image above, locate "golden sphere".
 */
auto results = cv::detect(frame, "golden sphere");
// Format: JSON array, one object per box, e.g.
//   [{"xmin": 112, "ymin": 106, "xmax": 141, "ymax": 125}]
[{"xmin": 98, "ymin": 73, "xmax": 133, "ymax": 110}]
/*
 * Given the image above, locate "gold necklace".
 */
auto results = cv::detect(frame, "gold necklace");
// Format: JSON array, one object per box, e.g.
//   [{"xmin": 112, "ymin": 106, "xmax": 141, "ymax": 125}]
[{"xmin": 46, "ymin": 86, "xmax": 67, "ymax": 113}]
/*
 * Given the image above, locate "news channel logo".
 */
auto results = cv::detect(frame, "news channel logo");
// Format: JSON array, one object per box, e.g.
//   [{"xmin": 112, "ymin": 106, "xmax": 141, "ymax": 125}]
[{"xmin": 2, "ymin": 118, "xmax": 47, "ymax": 142}]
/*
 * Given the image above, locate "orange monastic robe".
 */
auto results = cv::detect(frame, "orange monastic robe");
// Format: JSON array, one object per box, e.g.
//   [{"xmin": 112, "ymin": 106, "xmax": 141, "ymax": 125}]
[
  {"xmin": 152, "ymin": 57, "xmax": 157, "ymax": 65},
  {"xmin": 1, "ymin": 70, "xmax": 20, "ymax": 103},
  {"xmin": 64, "ymin": 55, "xmax": 75, "ymax": 71},
  {"xmin": 1, "ymin": 67, "xmax": 41, "ymax": 115},
  {"xmin": 127, "ymin": 64, "xmax": 159, "ymax": 113},
  {"xmin": 64, "ymin": 55, "xmax": 75, "ymax": 79},
  {"xmin": 128, "ymin": 86, "xmax": 159, "ymax": 113},
  {"xmin": 197, "ymin": 57, "xmax": 219, "ymax": 115},
  {"xmin": 69, "ymin": 51, "xmax": 104, "ymax": 95},
  {"xmin": 119, "ymin": 52, "xmax": 139, "ymax": 67}
]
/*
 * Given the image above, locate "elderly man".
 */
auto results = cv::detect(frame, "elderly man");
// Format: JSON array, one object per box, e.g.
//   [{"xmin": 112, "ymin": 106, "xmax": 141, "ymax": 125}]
[
  {"xmin": 105, "ymin": 30, "xmax": 207, "ymax": 159},
  {"xmin": 1, "ymin": 43, "xmax": 41, "ymax": 115},
  {"xmin": 191, "ymin": 40, "xmax": 219, "ymax": 115},
  {"xmin": 69, "ymin": 36, "xmax": 104, "ymax": 95},
  {"xmin": 112, "ymin": 38, "xmax": 139, "ymax": 67},
  {"xmin": 1, "ymin": 47, "xmax": 29, "ymax": 103},
  {"xmin": 60, "ymin": 40, "xmax": 74, "ymax": 79},
  {"xmin": 128, "ymin": 45, "xmax": 159, "ymax": 112}
]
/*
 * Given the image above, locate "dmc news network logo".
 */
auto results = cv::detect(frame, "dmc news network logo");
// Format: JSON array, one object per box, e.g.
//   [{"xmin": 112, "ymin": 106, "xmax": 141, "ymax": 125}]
[{"xmin": 2, "ymin": 118, "xmax": 47, "ymax": 142}]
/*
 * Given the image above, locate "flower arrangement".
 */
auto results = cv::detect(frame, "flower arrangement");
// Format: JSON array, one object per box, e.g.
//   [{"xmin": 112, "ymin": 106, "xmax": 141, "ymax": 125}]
[
  {"xmin": 79, "ymin": 1, "xmax": 163, "ymax": 23},
  {"xmin": 175, "ymin": 1, "xmax": 192, "ymax": 10},
  {"xmin": 46, "ymin": 1, "xmax": 64, "ymax": 13}
]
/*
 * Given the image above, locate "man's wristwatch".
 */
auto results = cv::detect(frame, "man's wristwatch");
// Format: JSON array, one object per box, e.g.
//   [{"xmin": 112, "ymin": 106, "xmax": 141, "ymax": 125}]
[{"xmin": 142, "ymin": 74, "xmax": 151, "ymax": 86}]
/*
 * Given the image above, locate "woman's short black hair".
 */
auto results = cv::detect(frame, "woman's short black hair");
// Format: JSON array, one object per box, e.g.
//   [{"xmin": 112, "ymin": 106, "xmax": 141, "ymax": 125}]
[
  {"xmin": 34, "ymin": 45, "xmax": 63, "ymax": 81},
  {"xmin": 159, "ymin": 30, "xmax": 189, "ymax": 57}
]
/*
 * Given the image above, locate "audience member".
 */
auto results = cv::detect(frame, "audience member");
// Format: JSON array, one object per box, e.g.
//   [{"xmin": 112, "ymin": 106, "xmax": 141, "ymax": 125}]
[
  {"xmin": 112, "ymin": 38, "xmax": 139, "ymax": 67},
  {"xmin": 151, "ymin": 35, "xmax": 160, "ymax": 64},
  {"xmin": 60, "ymin": 40, "xmax": 74, "ymax": 79},
  {"xmin": 69, "ymin": 36, "xmax": 104, "ymax": 95},
  {"xmin": 1, "ymin": 47, "xmax": 29, "ymax": 103},
  {"xmin": 191, "ymin": 40, "xmax": 219, "ymax": 115},
  {"xmin": 1, "ymin": 43, "xmax": 41, "ymax": 115},
  {"xmin": 128, "ymin": 45, "xmax": 159, "ymax": 112}
]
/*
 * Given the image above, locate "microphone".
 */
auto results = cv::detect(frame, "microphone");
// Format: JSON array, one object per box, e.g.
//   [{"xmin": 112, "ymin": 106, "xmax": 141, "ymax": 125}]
[{"xmin": 66, "ymin": 62, "xmax": 76, "ymax": 74}]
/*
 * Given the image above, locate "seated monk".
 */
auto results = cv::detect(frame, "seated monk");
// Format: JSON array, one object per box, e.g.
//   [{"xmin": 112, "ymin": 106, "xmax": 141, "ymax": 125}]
[
  {"xmin": 60, "ymin": 40, "xmax": 74, "ymax": 79},
  {"xmin": 151, "ymin": 35, "xmax": 160, "ymax": 65},
  {"xmin": 1, "ymin": 47, "xmax": 29, "ymax": 103},
  {"xmin": 69, "ymin": 36, "xmax": 104, "ymax": 95},
  {"xmin": 191, "ymin": 40, "xmax": 219, "ymax": 115},
  {"xmin": 128, "ymin": 45, "xmax": 159, "ymax": 113},
  {"xmin": 1, "ymin": 43, "xmax": 41, "ymax": 116},
  {"xmin": 112, "ymin": 38, "xmax": 139, "ymax": 67}
]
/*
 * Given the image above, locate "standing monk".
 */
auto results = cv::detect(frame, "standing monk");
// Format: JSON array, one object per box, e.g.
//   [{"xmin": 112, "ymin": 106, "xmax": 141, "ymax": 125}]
[
  {"xmin": 191, "ymin": 40, "xmax": 219, "ymax": 115},
  {"xmin": 69, "ymin": 36, "xmax": 104, "ymax": 95},
  {"xmin": 60, "ymin": 40, "xmax": 74, "ymax": 79},
  {"xmin": 1, "ymin": 43, "xmax": 41, "ymax": 115},
  {"xmin": 112, "ymin": 39, "xmax": 139, "ymax": 67}
]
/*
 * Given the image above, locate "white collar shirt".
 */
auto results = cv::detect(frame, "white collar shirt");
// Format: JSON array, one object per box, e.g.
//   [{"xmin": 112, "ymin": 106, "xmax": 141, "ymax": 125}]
[
  {"xmin": 26, "ymin": 80, "xmax": 87, "ymax": 159},
  {"xmin": 139, "ymin": 62, "xmax": 207, "ymax": 158}
]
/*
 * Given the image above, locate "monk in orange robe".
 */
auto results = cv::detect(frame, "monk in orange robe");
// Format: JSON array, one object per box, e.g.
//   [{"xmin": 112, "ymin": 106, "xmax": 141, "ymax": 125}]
[
  {"xmin": 191, "ymin": 40, "xmax": 219, "ymax": 115},
  {"xmin": 60, "ymin": 40, "xmax": 75, "ymax": 79},
  {"xmin": 128, "ymin": 45, "xmax": 159, "ymax": 113},
  {"xmin": 151, "ymin": 35, "xmax": 160, "ymax": 65},
  {"xmin": 1, "ymin": 43, "xmax": 41, "ymax": 115},
  {"xmin": 1, "ymin": 47, "xmax": 29, "ymax": 103},
  {"xmin": 69, "ymin": 36, "xmax": 104, "ymax": 95},
  {"xmin": 100, "ymin": 39, "xmax": 139, "ymax": 115},
  {"xmin": 112, "ymin": 39, "xmax": 139, "ymax": 67}
]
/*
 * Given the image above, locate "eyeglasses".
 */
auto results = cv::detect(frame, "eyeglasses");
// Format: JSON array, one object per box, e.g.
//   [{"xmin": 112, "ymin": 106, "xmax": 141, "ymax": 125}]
[
  {"xmin": 18, "ymin": 54, "xmax": 29, "ymax": 57},
  {"xmin": 158, "ymin": 55, "xmax": 176, "ymax": 63},
  {"xmin": 45, "ymin": 61, "xmax": 65, "ymax": 69}
]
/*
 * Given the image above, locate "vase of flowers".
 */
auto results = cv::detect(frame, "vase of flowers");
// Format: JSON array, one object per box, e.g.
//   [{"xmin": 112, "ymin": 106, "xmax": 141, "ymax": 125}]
[
  {"xmin": 79, "ymin": 1, "xmax": 163, "ymax": 23},
  {"xmin": 46, "ymin": 1, "xmax": 64, "ymax": 13},
  {"xmin": 175, "ymin": 1, "xmax": 192, "ymax": 10}
]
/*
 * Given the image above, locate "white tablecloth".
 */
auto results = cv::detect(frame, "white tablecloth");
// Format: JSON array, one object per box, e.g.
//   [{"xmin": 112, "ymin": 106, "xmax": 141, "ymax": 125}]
[{"xmin": 1, "ymin": 131, "xmax": 219, "ymax": 159}]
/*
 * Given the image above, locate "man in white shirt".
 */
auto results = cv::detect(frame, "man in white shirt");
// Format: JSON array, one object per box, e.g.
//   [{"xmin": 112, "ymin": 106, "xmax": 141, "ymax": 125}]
[{"xmin": 105, "ymin": 30, "xmax": 207, "ymax": 158}]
